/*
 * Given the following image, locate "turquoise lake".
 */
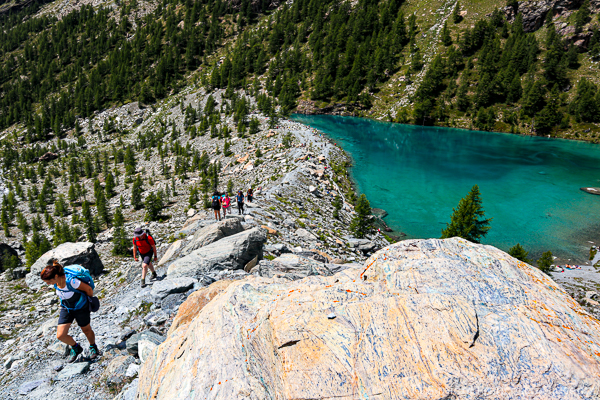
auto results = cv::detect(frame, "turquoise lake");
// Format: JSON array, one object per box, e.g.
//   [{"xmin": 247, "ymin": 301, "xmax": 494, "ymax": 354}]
[{"xmin": 291, "ymin": 114, "xmax": 600, "ymax": 263}]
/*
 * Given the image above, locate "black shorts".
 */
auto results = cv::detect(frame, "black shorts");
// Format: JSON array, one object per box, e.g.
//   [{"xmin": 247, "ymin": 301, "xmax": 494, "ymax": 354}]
[
  {"xmin": 141, "ymin": 251, "xmax": 154, "ymax": 265},
  {"xmin": 58, "ymin": 305, "xmax": 90, "ymax": 327}
]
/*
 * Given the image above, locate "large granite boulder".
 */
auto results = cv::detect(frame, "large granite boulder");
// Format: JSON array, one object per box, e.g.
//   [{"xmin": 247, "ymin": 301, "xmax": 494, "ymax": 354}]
[
  {"xmin": 138, "ymin": 238, "xmax": 600, "ymax": 399},
  {"xmin": 181, "ymin": 218, "xmax": 244, "ymax": 254},
  {"xmin": 25, "ymin": 242, "xmax": 104, "ymax": 289},
  {"xmin": 167, "ymin": 227, "xmax": 267, "ymax": 280}
]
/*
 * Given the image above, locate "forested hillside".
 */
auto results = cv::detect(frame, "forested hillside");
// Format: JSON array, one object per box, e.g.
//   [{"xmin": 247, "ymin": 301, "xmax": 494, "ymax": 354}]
[{"xmin": 1, "ymin": 0, "xmax": 599, "ymax": 144}]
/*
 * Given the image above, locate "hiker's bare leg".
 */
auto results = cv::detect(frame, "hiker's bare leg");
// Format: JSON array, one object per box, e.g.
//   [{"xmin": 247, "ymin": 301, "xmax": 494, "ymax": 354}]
[
  {"xmin": 81, "ymin": 324, "xmax": 96, "ymax": 346},
  {"xmin": 141, "ymin": 263, "xmax": 149, "ymax": 280},
  {"xmin": 57, "ymin": 323, "xmax": 77, "ymax": 346},
  {"xmin": 148, "ymin": 263, "xmax": 155, "ymax": 273}
]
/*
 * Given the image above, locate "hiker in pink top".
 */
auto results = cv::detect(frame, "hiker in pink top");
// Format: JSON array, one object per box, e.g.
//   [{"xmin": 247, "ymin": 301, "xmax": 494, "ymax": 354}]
[{"xmin": 221, "ymin": 193, "xmax": 231, "ymax": 217}]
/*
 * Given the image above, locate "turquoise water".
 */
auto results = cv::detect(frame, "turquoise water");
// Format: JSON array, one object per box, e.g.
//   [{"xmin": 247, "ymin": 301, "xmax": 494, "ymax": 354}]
[{"xmin": 291, "ymin": 114, "xmax": 600, "ymax": 262}]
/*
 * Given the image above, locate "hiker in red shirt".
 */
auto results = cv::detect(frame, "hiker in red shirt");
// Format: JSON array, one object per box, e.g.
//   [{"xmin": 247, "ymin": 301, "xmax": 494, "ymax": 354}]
[{"xmin": 132, "ymin": 227, "xmax": 158, "ymax": 288}]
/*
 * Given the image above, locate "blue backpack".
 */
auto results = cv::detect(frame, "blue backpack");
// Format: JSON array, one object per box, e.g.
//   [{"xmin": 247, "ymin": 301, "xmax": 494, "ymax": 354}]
[{"xmin": 55, "ymin": 265, "xmax": 95, "ymax": 311}]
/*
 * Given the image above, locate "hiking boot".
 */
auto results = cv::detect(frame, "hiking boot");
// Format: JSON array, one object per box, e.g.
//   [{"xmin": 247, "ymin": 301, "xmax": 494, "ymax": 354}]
[
  {"xmin": 67, "ymin": 344, "xmax": 83, "ymax": 363},
  {"xmin": 141, "ymin": 278, "xmax": 146, "ymax": 288},
  {"xmin": 151, "ymin": 272, "xmax": 158, "ymax": 281},
  {"xmin": 89, "ymin": 344, "xmax": 100, "ymax": 360}
]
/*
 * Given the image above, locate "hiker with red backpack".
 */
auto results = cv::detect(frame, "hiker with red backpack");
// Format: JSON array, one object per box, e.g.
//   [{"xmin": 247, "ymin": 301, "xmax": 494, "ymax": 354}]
[
  {"xmin": 133, "ymin": 227, "xmax": 158, "ymax": 288},
  {"xmin": 41, "ymin": 259, "xmax": 101, "ymax": 362}
]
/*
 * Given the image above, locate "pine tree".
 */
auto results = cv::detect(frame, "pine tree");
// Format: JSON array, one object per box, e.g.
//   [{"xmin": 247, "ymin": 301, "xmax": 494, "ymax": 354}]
[
  {"xmin": 144, "ymin": 192, "xmax": 164, "ymax": 221},
  {"xmin": 81, "ymin": 200, "xmax": 96, "ymax": 242},
  {"xmin": 350, "ymin": 194, "xmax": 373, "ymax": 239},
  {"xmin": 441, "ymin": 21, "xmax": 452, "ymax": 46},
  {"xmin": 452, "ymin": 2, "xmax": 463, "ymax": 24},
  {"xmin": 332, "ymin": 195, "xmax": 343, "ymax": 219},
  {"xmin": 24, "ymin": 231, "xmax": 52, "ymax": 268},
  {"xmin": 508, "ymin": 243, "xmax": 531, "ymax": 263},
  {"xmin": 507, "ymin": 75, "xmax": 523, "ymax": 103},
  {"xmin": 575, "ymin": 0, "xmax": 590, "ymax": 32},
  {"xmin": 536, "ymin": 250, "xmax": 553, "ymax": 274},
  {"xmin": 68, "ymin": 184, "xmax": 77, "ymax": 204},
  {"xmin": 105, "ymin": 172, "xmax": 116, "ymax": 198},
  {"xmin": 131, "ymin": 175, "xmax": 143, "ymax": 210},
  {"xmin": 112, "ymin": 207, "xmax": 130, "ymax": 256},
  {"xmin": 441, "ymin": 185, "xmax": 492, "ymax": 243},
  {"xmin": 54, "ymin": 194, "xmax": 69, "ymax": 216},
  {"xmin": 17, "ymin": 210, "xmax": 30, "ymax": 235},
  {"xmin": 124, "ymin": 145, "xmax": 137, "ymax": 175},
  {"xmin": 96, "ymin": 190, "xmax": 111, "ymax": 228}
]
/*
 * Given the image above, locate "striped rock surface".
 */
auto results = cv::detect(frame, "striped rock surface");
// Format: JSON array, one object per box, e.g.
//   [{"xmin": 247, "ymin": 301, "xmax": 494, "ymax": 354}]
[{"xmin": 137, "ymin": 238, "xmax": 600, "ymax": 399}]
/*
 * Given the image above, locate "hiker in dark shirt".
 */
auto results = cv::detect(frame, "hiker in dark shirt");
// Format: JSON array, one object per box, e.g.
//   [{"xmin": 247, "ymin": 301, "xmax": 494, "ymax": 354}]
[
  {"xmin": 247, "ymin": 188, "xmax": 254, "ymax": 203},
  {"xmin": 236, "ymin": 190, "xmax": 245, "ymax": 215},
  {"xmin": 211, "ymin": 190, "xmax": 222, "ymax": 221}
]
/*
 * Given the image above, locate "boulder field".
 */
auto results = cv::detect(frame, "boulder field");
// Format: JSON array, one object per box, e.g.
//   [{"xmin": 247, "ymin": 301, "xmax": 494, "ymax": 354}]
[{"xmin": 137, "ymin": 238, "xmax": 600, "ymax": 399}]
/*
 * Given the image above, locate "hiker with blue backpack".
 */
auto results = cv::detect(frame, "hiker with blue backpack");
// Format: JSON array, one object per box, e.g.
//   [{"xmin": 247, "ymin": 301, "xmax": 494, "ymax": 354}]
[{"xmin": 41, "ymin": 259, "xmax": 101, "ymax": 362}]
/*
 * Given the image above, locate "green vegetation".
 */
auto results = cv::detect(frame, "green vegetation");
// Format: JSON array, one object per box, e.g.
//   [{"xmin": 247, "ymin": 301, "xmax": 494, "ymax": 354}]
[
  {"xmin": 441, "ymin": 185, "xmax": 491, "ymax": 244},
  {"xmin": 508, "ymin": 243, "xmax": 531, "ymax": 263},
  {"xmin": 350, "ymin": 194, "xmax": 373, "ymax": 239},
  {"xmin": 536, "ymin": 250, "xmax": 554, "ymax": 274},
  {"xmin": 112, "ymin": 207, "xmax": 130, "ymax": 256}
]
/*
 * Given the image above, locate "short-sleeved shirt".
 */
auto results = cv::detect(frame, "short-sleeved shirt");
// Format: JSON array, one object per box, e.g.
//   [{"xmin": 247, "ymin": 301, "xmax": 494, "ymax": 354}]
[
  {"xmin": 133, "ymin": 234, "xmax": 155, "ymax": 255},
  {"xmin": 56, "ymin": 278, "xmax": 82, "ymax": 309}
]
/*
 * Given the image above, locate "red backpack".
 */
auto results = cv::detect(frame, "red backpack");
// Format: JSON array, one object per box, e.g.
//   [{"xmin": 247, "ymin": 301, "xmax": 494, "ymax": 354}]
[{"xmin": 133, "ymin": 233, "xmax": 153, "ymax": 254}]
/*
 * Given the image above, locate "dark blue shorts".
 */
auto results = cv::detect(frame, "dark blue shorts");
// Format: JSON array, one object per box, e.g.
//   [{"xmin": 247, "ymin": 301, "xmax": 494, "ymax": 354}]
[
  {"xmin": 141, "ymin": 251, "xmax": 154, "ymax": 265},
  {"xmin": 58, "ymin": 305, "xmax": 90, "ymax": 327}
]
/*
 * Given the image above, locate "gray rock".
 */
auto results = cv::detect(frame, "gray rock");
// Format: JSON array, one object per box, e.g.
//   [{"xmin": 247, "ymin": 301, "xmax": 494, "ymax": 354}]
[
  {"xmin": 100, "ymin": 355, "xmax": 136, "ymax": 388},
  {"xmin": 113, "ymin": 378, "xmax": 139, "ymax": 400},
  {"xmin": 371, "ymin": 208, "xmax": 388, "ymax": 219},
  {"xmin": 26, "ymin": 242, "xmax": 104, "ymax": 289},
  {"xmin": 151, "ymin": 277, "xmax": 197, "ymax": 301},
  {"xmin": 18, "ymin": 379, "xmax": 47, "ymax": 395},
  {"xmin": 138, "ymin": 331, "xmax": 166, "ymax": 363},
  {"xmin": 48, "ymin": 341, "xmax": 69, "ymax": 356},
  {"xmin": 34, "ymin": 318, "xmax": 58, "ymax": 336},
  {"xmin": 264, "ymin": 243, "xmax": 291, "ymax": 256},
  {"xmin": 55, "ymin": 362, "xmax": 90, "ymax": 381},
  {"xmin": 346, "ymin": 238, "xmax": 370, "ymax": 247},
  {"xmin": 3, "ymin": 352, "xmax": 25, "ymax": 369},
  {"xmin": 120, "ymin": 329, "xmax": 137, "ymax": 342},
  {"xmin": 296, "ymin": 251, "xmax": 327, "ymax": 263},
  {"xmin": 126, "ymin": 333, "xmax": 142, "ymax": 356},
  {"xmin": 161, "ymin": 293, "xmax": 186, "ymax": 311},
  {"xmin": 144, "ymin": 310, "xmax": 168, "ymax": 326},
  {"xmin": 167, "ymin": 227, "xmax": 267, "ymax": 280},
  {"xmin": 251, "ymin": 255, "xmax": 334, "ymax": 280},
  {"xmin": 157, "ymin": 239, "xmax": 185, "ymax": 267},
  {"xmin": 10, "ymin": 266, "xmax": 28, "ymax": 280},
  {"xmin": 177, "ymin": 219, "xmax": 212, "ymax": 236},
  {"xmin": 181, "ymin": 218, "xmax": 244, "ymax": 254},
  {"xmin": 357, "ymin": 242, "xmax": 378, "ymax": 253},
  {"xmin": 295, "ymin": 228, "xmax": 317, "ymax": 241},
  {"xmin": 125, "ymin": 363, "xmax": 140, "ymax": 378},
  {"xmin": 282, "ymin": 218, "xmax": 296, "ymax": 229}
]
